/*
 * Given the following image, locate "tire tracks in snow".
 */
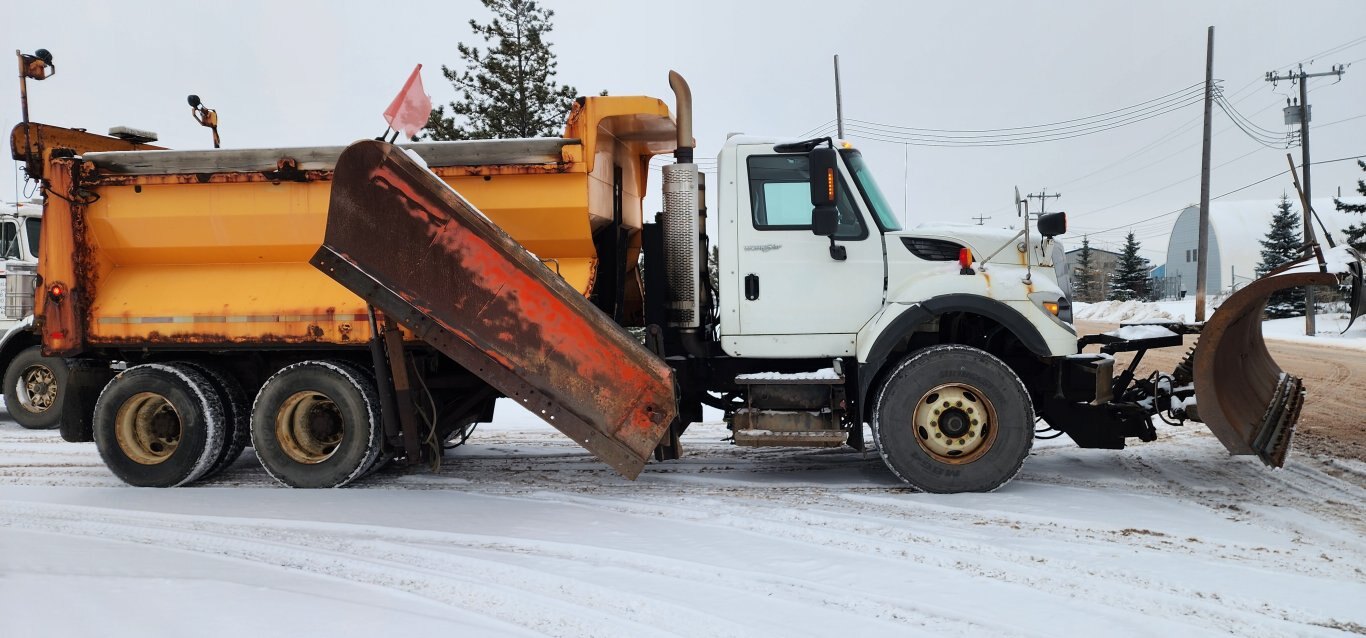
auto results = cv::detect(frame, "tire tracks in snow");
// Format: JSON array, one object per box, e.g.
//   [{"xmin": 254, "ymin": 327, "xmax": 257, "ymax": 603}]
[{"xmin": 0, "ymin": 500, "xmax": 997, "ymax": 637}]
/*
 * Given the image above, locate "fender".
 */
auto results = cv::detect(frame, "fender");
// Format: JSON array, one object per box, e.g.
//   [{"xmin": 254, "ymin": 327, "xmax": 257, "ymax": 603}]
[
  {"xmin": 857, "ymin": 295, "xmax": 1051, "ymax": 417},
  {"xmin": 0, "ymin": 315, "xmax": 38, "ymax": 363}
]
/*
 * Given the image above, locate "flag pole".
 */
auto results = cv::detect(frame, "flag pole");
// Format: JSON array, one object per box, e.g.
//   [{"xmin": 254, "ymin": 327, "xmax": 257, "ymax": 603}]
[{"xmin": 375, "ymin": 126, "xmax": 392, "ymax": 142}]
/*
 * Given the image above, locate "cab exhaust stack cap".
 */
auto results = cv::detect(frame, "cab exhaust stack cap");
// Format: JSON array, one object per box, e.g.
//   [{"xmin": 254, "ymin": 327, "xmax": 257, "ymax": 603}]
[{"xmin": 668, "ymin": 70, "xmax": 693, "ymax": 163}]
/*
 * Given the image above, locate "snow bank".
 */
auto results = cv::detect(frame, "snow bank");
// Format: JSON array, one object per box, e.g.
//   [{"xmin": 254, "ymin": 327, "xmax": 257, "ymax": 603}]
[{"xmin": 1073, "ymin": 300, "xmax": 1182, "ymax": 323}]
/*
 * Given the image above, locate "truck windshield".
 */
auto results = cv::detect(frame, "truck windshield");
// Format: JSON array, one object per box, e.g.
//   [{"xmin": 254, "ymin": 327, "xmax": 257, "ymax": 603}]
[{"xmin": 841, "ymin": 150, "xmax": 903, "ymax": 232}]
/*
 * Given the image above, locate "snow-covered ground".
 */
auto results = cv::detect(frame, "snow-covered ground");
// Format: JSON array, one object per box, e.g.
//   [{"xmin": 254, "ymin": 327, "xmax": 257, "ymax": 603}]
[
  {"xmin": 3, "ymin": 400, "xmax": 1365, "ymax": 637},
  {"xmin": 1076, "ymin": 299, "xmax": 1366, "ymax": 351}
]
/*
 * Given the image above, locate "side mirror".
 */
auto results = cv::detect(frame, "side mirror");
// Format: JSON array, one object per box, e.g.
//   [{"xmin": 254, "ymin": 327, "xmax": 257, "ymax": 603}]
[
  {"xmin": 812, "ymin": 206, "xmax": 838, "ymax": 237},
  {"xmin": 809, "ymin": 147, "xmax": 840, "ymax": 207},
  {"xmin": 1038, "ymin": 212, "xmax": 1067, "ymax": 238}
]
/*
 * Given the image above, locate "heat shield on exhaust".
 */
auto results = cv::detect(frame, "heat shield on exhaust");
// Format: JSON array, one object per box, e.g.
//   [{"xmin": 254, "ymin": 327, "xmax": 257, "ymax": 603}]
[{"xmin": 1193, "ymin": 246, "xmax": 1365, "ymax": 467}]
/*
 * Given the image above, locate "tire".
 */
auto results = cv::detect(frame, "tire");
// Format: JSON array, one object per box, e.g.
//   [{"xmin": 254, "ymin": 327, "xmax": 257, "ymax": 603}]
[
  {"xmin": 92, "ymin": 363, "xmax": 227, "ymax": 487},
  {"xmin": 3, "ymin": 345, "xmax": 68, "ymax": 430},
  {"xmin": 250, "ymin": 360, "xmax": 382, "ymax": 488},
  {"xmin": 175, "ymin": 361, "xmax": 251, "ymax": 480},
  {"xmin": 872, "ymin": 344, "xmax": 1034, "ymax": 493}
]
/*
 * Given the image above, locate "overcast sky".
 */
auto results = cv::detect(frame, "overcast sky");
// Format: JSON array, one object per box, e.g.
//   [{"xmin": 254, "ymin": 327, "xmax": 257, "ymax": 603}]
[{"xmin": 5, "ymin": 0, "xmax": 1364, "ymax": 261}]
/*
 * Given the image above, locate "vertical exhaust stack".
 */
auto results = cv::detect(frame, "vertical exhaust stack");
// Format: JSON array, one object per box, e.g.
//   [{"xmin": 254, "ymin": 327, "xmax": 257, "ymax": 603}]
[{"xmin": 663, "ymin": 71, "xmax": 701, "ymax": 329}]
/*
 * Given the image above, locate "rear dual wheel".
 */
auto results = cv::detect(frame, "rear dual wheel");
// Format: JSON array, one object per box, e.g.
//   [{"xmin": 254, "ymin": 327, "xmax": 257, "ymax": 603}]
[
  {"xmin": 93, "ymin": 363, "xmax": 226, "ymax": 487},
  {"xmin": 250, "ymin": 361, "xmax": 382, "ymax": 488}
]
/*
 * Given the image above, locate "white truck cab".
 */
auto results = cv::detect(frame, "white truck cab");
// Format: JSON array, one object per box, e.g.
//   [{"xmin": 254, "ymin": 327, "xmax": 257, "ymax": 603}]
[{"xmin": 715, "ymin": 137, "xmax": 1075, "ymax": 363}]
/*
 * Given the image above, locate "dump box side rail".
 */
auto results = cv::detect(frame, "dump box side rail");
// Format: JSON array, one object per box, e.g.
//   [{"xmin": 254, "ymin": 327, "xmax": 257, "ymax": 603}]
[{"xmin": 313, "ymin": 140, "xmax": 677, "ymax": 478}]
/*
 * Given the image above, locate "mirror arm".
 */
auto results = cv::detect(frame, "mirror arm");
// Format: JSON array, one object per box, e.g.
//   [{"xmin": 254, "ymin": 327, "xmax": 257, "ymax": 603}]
[{"xmin": 828, "ymin": 237, "xmax": 847, "ymax": 261}]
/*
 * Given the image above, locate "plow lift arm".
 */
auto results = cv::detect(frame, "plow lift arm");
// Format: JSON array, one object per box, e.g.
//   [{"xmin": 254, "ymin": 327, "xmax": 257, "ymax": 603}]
[
  {"xmin": 1081, "ymin": 245, "xmax": 1365, "ymax": 468},
  {"xmin": 311, "ymin": 140, "xmax": 678, "ymax": 479}
]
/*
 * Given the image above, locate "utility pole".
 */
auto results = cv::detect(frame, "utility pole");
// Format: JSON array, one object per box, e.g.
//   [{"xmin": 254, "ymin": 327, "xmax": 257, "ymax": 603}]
[
  {"xmin": 1027, "ymin": 190, "xmax": 1061, "ymax": 216},
  {"xmin": 972, "ymin": 214, "xmax": 992, "ymax": 225},
  {"xmin": 1195, "ymin": 26, "xmax": 1214, "ymax": 323},
  {"xmin": 833, "ymin": 55, "xmax": 845, "ymax": 139},
  {"xmin": 1266, "ymin": 62, "xmax": 1347, "ymax": 336}
]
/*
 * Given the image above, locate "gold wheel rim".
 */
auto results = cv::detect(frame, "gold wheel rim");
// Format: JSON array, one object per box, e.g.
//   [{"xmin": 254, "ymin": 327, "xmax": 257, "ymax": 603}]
[
  {"xmin": 114, "ymin": 392, "xmax": 182, "ymax": 465},
  {"xmin": 912, "ymin": 383, "xmax": 998, "ymax": 464},
  {"xmin": 16, "ymin": 364, "xmax": 57, "ymax": 413},
  {"xmin": 275, "ymin": 391, "xmax": 344, "ymax": 464}
]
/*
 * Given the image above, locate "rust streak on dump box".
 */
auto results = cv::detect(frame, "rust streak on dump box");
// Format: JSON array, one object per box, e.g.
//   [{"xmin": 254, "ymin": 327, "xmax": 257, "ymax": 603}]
[{"xmin": 312, "ymin": 140, "xmax": 675, "ymax": 478}]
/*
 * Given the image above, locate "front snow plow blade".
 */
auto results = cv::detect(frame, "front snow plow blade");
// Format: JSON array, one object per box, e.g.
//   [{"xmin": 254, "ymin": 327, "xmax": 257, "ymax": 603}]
[
  {"xmin": 312, "ymin": 140, "xmax": 677, "ymax": 479},
  {"xmin": 1193, "ymin": 247, "xmax": 1366, "ymax": 467}
]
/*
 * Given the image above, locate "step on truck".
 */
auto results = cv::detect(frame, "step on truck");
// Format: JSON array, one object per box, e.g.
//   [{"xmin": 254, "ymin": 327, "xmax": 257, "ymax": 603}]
[{"xmin": 18, "ymin": 71, "xmax": 1366, "ymax": 492}]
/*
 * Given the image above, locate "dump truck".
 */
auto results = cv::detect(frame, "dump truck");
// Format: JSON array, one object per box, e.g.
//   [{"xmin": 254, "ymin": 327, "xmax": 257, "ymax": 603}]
[{"xmin": 14, "ymin": 71, "xmax": 1365, "ymax": 492}]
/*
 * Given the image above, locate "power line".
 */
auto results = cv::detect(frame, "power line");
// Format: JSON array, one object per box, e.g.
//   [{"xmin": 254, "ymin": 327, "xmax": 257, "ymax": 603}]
[
  {"xmin": 845, "ymin": 85, "xmax": 1206, "ymax": 143},
  {"xmin": 845, "ymin": 95, "xmax": 1205, "ymax": 148},
  {"xmin": 847, "ymin": 81, "xmax": 1205, "ymax": 135},
  {"xmin": 1073, "ymin": 154, "xmax": 1365, "ymax": 237}
]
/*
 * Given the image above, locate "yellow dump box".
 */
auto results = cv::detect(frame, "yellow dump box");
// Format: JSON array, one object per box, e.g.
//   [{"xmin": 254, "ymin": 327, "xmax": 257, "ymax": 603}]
[{"xmin": 36, "ymin": 96, "xmax": 678, "ymax": 352}]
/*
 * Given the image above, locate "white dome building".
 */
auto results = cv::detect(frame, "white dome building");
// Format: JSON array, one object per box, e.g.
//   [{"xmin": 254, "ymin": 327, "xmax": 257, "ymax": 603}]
[{"xmin": 1164, "ymin": 197, "xmax": 1364, "ymax": 295}]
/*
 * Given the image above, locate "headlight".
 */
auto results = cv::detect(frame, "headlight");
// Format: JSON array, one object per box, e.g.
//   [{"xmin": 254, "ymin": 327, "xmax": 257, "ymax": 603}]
[{"xmin": 1029, "ymin": 291, "xmax": 1073, "ymax": 327}]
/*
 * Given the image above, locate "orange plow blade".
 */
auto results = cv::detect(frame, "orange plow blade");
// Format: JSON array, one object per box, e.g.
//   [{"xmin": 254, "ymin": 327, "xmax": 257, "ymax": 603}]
[
  {"xmin": 312, "ymin": 141, "xmax": 677, "ymax": 479},
  {"xmin": 1192, "ymin": 247, "xmax": 1365, "ymax": 467}
]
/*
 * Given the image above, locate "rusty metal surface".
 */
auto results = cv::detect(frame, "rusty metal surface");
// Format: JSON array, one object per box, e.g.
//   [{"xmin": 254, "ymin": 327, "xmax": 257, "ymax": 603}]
[
  {"xmin": 1192, "ymin": 267, "xmax": 1348, "ymax": 466},
  {"xmin": 37, "ymin": 158, "xmax": 87, "ymax": 356},
  {"xmin": 10, "ymin": 123, "xmax": 162, "ymax": 179},
  {"xmin": 312, "ymin": 140, "xmax": 676, "ymax": 479}
]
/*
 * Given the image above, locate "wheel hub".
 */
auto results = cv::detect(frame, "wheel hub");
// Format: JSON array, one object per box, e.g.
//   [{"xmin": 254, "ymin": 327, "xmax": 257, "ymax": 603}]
[
  {"xmin": 16, "ymin": 364, "xmax": 57, "ymax": 413},
  {"xmin": 912, "ymin": 384, "xmax": 998, "ymax": 464},
  {"xmin": 276, "ymin": 391, "xmax": 344, "ymax": 464},
  {"xmin": 114, "ymin": 392, "xmax": 182, "ymax": 465}
]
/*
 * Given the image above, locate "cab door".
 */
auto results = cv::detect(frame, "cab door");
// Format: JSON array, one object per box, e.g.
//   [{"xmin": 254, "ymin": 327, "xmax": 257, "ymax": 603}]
[{"xmin": 728, "ymin": 149, "xmax": 884, "ymax": 354}]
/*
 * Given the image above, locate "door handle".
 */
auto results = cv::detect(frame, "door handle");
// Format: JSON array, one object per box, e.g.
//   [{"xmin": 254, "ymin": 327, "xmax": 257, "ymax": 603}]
[{"xmin": 744, "ymin": 274, "xmax": 759, "ymax": 300}]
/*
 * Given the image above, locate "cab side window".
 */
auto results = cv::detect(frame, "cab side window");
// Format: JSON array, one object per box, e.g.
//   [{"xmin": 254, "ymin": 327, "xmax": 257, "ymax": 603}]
[
  {"xmin": 747, "ymin": 155, "xmax": 867, "ymax": 240},
  {"xmin": 0, "ymin": 222, "xmax": 19, "ymax": 260}
]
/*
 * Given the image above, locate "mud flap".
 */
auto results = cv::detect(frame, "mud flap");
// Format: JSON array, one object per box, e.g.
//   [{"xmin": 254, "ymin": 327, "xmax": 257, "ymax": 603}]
[
  {"xmin": 312, "ymin": 141, "xmax": 677, "ymax": 479},
  {"xmin": 1193, "ymin": 247, "xmax": 1365, "ymax": 467}
]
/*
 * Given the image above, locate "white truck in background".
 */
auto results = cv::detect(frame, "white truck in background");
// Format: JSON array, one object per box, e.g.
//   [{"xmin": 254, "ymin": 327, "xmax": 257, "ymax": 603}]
[{"xmin": 0, "ymin": 199, "xmax": 65, "ymax": 429}]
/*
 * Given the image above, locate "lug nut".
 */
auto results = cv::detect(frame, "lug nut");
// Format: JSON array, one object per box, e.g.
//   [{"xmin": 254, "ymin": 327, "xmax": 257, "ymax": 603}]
[
  {"xmin": 943, "ymin": 401, "xmax": 951, "ymax": 408},
  {"xmin": 955, "ymin": 400, "xmax": 963, "ymax": 407}
]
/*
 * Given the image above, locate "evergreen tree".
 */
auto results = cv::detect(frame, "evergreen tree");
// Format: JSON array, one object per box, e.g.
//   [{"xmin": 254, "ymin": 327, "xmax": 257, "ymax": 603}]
[
  {"xmin": 423, "ymin": 0, "xmax": 578, "ymax": 140},
  {"xmin": 1335, "ymin": 159, "xmax": 1366, "ymax": 251},
  {"xmin": 1255, "ymin": 194, "xmax": 1305, "ymax": 318},
  {"xmin": 1071, "ymin": 236, "xmax": 1100, "ymax": 302},
  {"xmin": 1107, "ymin": 231, "xmax": 1150, "ymax": 302}
]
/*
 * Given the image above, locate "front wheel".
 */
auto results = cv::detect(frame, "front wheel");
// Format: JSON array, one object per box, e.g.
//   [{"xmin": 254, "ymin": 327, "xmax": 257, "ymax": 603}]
[
  {"xmin": 872, "ymin": 345, "xmax": 1034, "ymax": 493},
  {"xmin": 4, "ymin": 345, "xmax": 68, "ymax": 430}
]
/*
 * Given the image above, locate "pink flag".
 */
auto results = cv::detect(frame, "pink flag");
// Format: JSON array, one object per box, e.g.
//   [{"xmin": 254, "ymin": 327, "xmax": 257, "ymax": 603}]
[{"xmin": 383, "ymin": 64, "xmax": 432, "ymax": 140}]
